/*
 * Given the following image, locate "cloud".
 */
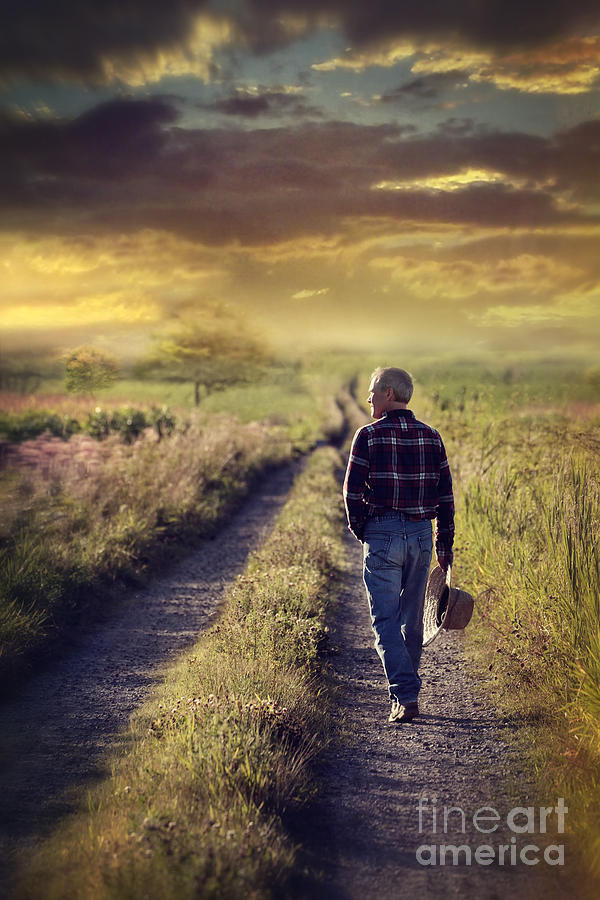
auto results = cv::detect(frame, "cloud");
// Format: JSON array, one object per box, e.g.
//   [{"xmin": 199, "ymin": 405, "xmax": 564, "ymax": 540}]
[
  {"xmin": 0, "ymin": 2, "xmax": 236, "ymax": 86},
  {"xmin": 379, "ymin": 71, "xmax": 468, "ymax": 103},
  {"xmin": 245, "ymin": 1, "xmax": 600, "ymax": 53},
  {"xmin": 3, "ymin": 1, "xmax": 600, "ymax": 89},
  {"xmin": 477, "ymin": 289, "xmax": 600, "ymax": 327},
  {"xmin": 312, "ymin": 42, "xmax": 416, "ymax": 72},
  {"xmin": 315, "ymin": 34, "xmax": 600, "ymax": 96},
  {"xmin": 2, "ymin": 292, "xmax": 161, "ymax": 331},
  {"xmin": 98, "ymin": 14, "xmax": 236, "ymax": 86},
  {"xmin": 369, "ymin": 252, "xmax": 584, "ymax": 300},
  {"xmin": 412, "ymin": 35, "xmax": 600, "ymax": 95},
  {"xmin": 1, "ymin": 98, "xmax": 600, "ymax": 249},
  {"xmin": 0, "ymin": 228, "xmax": 239, "ymax": 341},
  {"xmin": 292, "ymin": 287, "xmax": 329, "ymax": 299},
  {"xmin": 372, "ymin": 168, "xmax": 541, "ymax": 193},
  {"xmin": 0, "ymin": 97, "xmax": 179, "ymax": 197},
  {"xmin": 2, "ymin": 219, "xmax": 597, "ymax": 354},
  {"xmin": 199, "ymin": 86, "xmax": 322, "ymax": 118}
]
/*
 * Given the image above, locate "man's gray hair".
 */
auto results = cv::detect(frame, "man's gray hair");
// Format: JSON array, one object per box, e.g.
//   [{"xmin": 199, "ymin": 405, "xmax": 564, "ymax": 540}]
[{"xmin": 371, "ymin": 366, "xmax": 414, "ymax": 403}]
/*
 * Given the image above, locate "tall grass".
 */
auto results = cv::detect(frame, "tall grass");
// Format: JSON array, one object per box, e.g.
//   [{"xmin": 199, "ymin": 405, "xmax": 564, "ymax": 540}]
[
  {"xmin": 458, "ymin": 422, "xmax": 600, "ymax": 893},
  {"xmin": 0, "ymin": 365, "xmax": 346, "ymax": 681},
  {"xmin": 544, "ymin": 462, "xmax": 600, "ymax": 753},
  {"xmin": 15, "ymin": 446, "xmax": 345, "ymax": 899},
  {"xmin": 0, "ymin": 420, "xmax": 307, "ymax": 680}
]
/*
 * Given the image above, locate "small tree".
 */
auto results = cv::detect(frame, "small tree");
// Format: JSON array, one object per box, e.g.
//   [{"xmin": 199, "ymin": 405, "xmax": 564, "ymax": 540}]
[
  {"xmin": 64, "ymin": 346, "xmax": 119, "ymax": 396},
  {"xmin": 137, "ymin": 304, "xmax": 270, "ymax": 405}
]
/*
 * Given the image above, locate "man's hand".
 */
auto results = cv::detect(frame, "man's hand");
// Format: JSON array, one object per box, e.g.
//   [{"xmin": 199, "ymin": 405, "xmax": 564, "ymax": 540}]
[{"xmin": 436, "ymin": 550, "xmax": 453, "ymax": 572}]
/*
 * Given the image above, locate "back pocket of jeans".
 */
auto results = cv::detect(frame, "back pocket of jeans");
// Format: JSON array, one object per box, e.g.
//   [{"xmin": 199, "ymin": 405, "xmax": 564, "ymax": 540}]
[
  {"xmin": 417, "ymin": 532, "xmax": 433, "ymax": 567},
  {"xmin": 363, "ymin": 535, "xmax": 392, "ymax": 570}
]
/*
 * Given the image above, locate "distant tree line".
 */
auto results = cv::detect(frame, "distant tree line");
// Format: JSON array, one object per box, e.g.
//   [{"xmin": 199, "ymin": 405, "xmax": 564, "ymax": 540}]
[{"xmin": 2, "ymin": 299, "xmax": 273, "ymax": 404}]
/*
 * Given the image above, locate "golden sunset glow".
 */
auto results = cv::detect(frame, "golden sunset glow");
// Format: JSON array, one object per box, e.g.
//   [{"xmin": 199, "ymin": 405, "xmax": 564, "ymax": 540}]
[
  {"xmin": 312, "ymin": 42, "xmax": 417, "ymax": 72},
  {"xmin": 478, "ymin": 288, "xmax": 600, "ymax": 327},
  {"xmin": 90, "ymin": 14, "xmax": 235, "ymax": 86},
  {"xmin": 2, "ymin": 293, "xmax": 161, "ymax": 331},
  {"xmin": 0, "ymin": 1, "xmax": 599, "ymax": 357},
  {"xmin": 372, "ymin": 170, "xmax": 541, "ymax": 192},
  {"xmin": 411, "ymin": 37, "xmax": 600, "ymax": 95}
]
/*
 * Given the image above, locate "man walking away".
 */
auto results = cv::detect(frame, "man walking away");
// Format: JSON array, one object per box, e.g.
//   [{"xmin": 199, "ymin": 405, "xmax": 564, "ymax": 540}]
[{"xmin": 343, "ymin": 367, "xmax": 454, "ymax": 724}]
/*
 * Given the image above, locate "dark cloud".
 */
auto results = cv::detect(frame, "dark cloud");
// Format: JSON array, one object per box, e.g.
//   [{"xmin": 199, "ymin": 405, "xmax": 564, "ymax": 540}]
[
  {"xmin": 553, "ymin": 119, "xmax": 600, "ymax": 196},
  {"xmin": 1, "ymin": 98, "xmax": 599, "ymax": 243},
  {"xmin": 0, "ymin": 1, "xmax": 212, "ymax": 85},
  {"xmin": 380, "ymin": 72, "xmax": 468, "ymax": 103},
  {"xmin": 199, "ymin": 88, "xmax": 322, "ymax": 118},
  {"xmin": 436, "ymin": 118, "xmax": 479, "ymax": 137},
  {"xmin": 243, "ymin": 0, "xmax": 600, "ymax": 51},
  {"xmin": 0, "ymin": 98, "xmax": 179, "ymax": 211},
  {"xmin": 2, "ymin": 1, "xmax": 599, "ymax": 85}
]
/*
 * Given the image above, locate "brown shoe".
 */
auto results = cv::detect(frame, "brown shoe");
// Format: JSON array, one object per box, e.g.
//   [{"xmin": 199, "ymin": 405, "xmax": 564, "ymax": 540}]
[{"xmin": 389, "ymin": 700, "xmax": 419, "ymax": 723}]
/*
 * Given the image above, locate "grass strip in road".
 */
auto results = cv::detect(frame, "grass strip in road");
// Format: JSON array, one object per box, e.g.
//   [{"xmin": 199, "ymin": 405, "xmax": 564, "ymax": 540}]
[{"xmin": 16, "ymin": 445, "xmax": 345, "ymax": 900}]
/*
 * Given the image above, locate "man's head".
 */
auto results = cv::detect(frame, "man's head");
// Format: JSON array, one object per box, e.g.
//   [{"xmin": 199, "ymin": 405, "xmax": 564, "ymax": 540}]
[{"xmin": 367, "ymin": 367, "xmax": 414, "ymax": 419}]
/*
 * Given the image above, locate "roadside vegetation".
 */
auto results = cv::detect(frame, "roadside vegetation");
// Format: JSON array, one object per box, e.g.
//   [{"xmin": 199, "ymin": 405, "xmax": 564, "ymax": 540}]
[
  {"xmin": 341, "ymin": 355, "xmax": 599, "ymax": 894},
  {"xmin": 15, "ymin": 445, "xmax": 345, "ymax": 900},
  {"xmin": 409, "ymin": 359, "xmax": 600, "ymax": 897},
  {"xmin": 0, "ymin": 364, "xmax": 344, "ymax": 683}
]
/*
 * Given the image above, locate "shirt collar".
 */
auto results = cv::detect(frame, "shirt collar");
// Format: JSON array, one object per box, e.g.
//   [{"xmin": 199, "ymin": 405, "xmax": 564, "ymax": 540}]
[{"xmin": 382, "ymin": 408, "xmax": 415, "ymax": 420}]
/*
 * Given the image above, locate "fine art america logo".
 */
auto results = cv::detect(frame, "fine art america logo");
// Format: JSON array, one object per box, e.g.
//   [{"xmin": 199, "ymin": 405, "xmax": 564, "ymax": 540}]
[{"xmin": 416, "ymin": 796, "xmax": 567, "ymax": 866}]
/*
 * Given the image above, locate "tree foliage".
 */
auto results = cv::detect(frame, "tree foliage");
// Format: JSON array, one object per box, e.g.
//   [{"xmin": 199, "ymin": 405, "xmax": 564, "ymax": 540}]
[
  {"xmin": 136, "ymin": 303, "xmax": 270, "ymax": 405},
  {"xmin": 64, "ymin": 346, "xmax": 119, "ymax": 395},
  {"xmin": 0, "ymin": 349, "xmax": 56, "ymax": 394}
]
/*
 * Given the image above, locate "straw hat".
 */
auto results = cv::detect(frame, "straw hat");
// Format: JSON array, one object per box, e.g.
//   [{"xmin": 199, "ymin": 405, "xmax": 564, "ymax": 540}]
[{"xmin": 422, "ymin": 565, "xmax": 474, "ymax": 647}]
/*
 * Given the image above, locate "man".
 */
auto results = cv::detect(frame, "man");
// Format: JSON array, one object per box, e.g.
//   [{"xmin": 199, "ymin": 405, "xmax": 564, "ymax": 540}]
[{"xmin": 343, "ymin": 367, "xmax": 454, "ymax": 724}]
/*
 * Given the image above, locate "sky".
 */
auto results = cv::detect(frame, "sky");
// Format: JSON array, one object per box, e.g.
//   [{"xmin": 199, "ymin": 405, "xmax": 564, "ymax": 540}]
[{"xmin": 1, "ymin": 0, "xmax": 600, "ymax": 360}]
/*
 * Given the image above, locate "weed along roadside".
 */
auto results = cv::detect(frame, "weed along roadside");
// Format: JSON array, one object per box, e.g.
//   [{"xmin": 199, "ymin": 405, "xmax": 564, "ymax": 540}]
[
  {"xmin": 410, "ymin": 364, "xmax": 600, "ymax": 898},
  {"xmin": 14, "ymin": 446, "xmax": 346, "ymax": 899},
  {"xmin": 0, "ymin": 371, "xmax": 345, "ymax": 693},
  {"xmin": 458, "ymin": 439, "xmax": 600, "ymax": 897}
]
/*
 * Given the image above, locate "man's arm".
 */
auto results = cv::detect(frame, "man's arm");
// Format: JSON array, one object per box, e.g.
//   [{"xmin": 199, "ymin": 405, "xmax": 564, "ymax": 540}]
[
  {"xmin": 343, "ymin": 427, "xmax": 369, "ymax": 541},
  {"xmin": 435, "ymin": 435, "xmax": 455, "ymax": 571}
]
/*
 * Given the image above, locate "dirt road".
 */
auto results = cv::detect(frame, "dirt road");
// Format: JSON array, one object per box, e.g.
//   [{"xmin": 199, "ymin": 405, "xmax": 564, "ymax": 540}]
[
  {"xmin": 0, "ymin": 449, "xmax": 578, "ymax": 899},
  {"xmin": 0, "ymin": 461, "xmax": 300, "ymax": 894},
  {"xmin": 293, "ymin": 529, "xmax": 574, "ymax": 900}
]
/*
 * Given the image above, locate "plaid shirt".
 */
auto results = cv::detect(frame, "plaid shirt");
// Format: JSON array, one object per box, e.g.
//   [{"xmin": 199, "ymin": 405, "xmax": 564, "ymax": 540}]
[{"xmin": 343, "ymin": 408, "xmax": 454, "ymax": 569}]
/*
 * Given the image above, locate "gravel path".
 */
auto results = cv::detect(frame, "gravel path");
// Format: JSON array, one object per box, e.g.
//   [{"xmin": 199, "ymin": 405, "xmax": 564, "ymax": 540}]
[
  {"xmin": 0, "ymin": 461, "xmax": 300, "ymax": 893},
  {"xmin": 294, "ymin": 530, "xmax": 574, "ymax": 900}
]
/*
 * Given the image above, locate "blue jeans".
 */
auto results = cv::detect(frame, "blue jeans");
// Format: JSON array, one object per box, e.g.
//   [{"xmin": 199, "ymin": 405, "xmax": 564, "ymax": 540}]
[{"xmin": 362, "ymin": 514, "xmax": 433, "ymax": 704}]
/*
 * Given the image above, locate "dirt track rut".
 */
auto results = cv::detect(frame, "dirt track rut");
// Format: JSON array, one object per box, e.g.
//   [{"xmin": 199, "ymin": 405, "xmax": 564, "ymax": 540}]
[{"xmin": 0, "ymin": 461, "xmax": 300, "ymax": 893}]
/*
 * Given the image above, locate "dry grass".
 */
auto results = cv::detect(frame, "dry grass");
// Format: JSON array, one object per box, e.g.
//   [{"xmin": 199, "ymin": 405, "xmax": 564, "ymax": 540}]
[
  {"xmin": 15, "ymin": 446, "xmax": 345, "ymax": 900},
  {"xmin": 0, "ymin": 415, "xmax": 300, "ymax": 677},
  {"xmin": 454, "ymin": 413, "xmax": 600, "ymax": 896},
  {"xmin": 0, "ymin": 364, "xmax": 347, "ymax": 679}
]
